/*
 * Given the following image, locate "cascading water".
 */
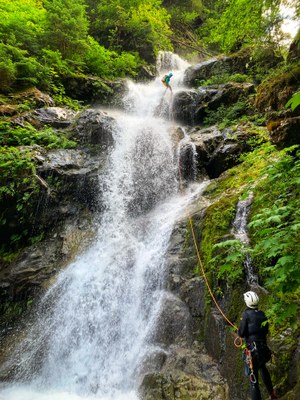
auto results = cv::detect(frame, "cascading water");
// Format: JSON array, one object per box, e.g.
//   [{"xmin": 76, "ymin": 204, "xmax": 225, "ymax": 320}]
[
  {"xmin": 0, "ymin": 53, "xmax": 203, "ymax": 400},
  {"xmin": 231, "ymin": 193, "xmax": 259, "ymax": 286}
]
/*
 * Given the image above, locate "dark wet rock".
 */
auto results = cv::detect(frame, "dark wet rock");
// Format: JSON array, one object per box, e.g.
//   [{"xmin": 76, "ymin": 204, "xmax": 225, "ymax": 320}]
[
  {"xmin": 139, "ymin": 346, "xmax": 229, "ymax": 400},
  {"xmin": 8, "ymin": 87, "xmax": 55, "ymax": 108},
  {"xmin": 62, "ymin": 75, "xmax": 127, "ymax": 107},
  {"xmin": 172, "ymin": 83, "xmax": 254, "ymax": 125},
  {"xmin": 71, "ymin": 108, "xmax": 117, "ymax": 146},
  {"xmin": 267, "ymin": 116, "xmax": 300, "ymax": 149},
  {"xmin": 183, "ymin": 56, "xmax": 249, "ymax": 87},
  {"xmin": 287, "ymin": 30, "xmax": 300, "ymax": 62},
  {"xmin": 36, "ymin": 147, "xmax": 107, "ymax": 213},
  {"xmin": 150, "ymin": 293, "xmax": 194, "ymax": 347},
  {"xmin": 12, "ymin": 107, "xmax": 78, "ymax": 129},
  {"xmin": 180, "ymin": 125, "xmax": 254, "ymax": 178},
  {"xmin": 0, "ymin": 210, "xmax": 95, "ymax": 333}
]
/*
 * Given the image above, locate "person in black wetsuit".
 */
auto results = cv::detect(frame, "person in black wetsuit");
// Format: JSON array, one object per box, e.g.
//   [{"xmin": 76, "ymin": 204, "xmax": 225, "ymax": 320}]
[{"xmin": 238, "ymin": 291, "xmax": 277, "ymax": 400}]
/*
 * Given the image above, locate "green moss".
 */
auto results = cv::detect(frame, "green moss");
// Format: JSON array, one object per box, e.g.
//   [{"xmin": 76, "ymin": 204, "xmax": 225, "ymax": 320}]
[
  {"xmin": 0, "ymin": 298, "xmax": 33, "ymax": 327},
  {"xmin": 255, "ymin": 63, "xmax": 300, "ymax": 112}
]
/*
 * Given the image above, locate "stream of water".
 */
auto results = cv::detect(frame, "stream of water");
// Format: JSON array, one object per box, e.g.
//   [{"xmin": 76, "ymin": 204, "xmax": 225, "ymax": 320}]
[{"xmin": 0, "ymin": 53, "xmax": 206, "ymax": 400}]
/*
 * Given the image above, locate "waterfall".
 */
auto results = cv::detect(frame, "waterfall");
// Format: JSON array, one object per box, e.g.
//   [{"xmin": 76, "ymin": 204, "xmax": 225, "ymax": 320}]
[
  {"xmin": 231, "ymin": 193, "xmax": 259, "ymax": 286},
  {"xmin": 0, "ymin": 53, "xmax": 204, "ymax": 400}
]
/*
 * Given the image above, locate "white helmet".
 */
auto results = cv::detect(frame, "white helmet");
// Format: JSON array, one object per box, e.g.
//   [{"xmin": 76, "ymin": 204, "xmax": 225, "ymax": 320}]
[{"xmin": 243, "ymin": 291, "xmax": 259, "ymax": 308}]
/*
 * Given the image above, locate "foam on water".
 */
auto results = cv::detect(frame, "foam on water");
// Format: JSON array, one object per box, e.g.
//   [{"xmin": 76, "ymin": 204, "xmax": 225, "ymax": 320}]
[{"xmin": 0, "ymin": 53, "xmax": 201, "ymax": 400}]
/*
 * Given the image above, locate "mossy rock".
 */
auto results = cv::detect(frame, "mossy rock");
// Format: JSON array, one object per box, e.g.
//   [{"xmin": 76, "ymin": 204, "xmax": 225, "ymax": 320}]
[{"xmin": 255, "ymin": 64, "xmax": 300, "ymax": 113}]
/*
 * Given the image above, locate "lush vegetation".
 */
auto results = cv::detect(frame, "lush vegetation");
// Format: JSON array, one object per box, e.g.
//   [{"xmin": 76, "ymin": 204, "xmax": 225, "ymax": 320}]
[
  {"xmin": 0, "ymin": 121, "xmax": 76, "ymax": 253},
  {"xmin": 0, "ymin": 0, "xmax": 299, "ymax": 95},
  {"xmin": 0, "ymin": 0, "xmax": 174, "ymax": 95},
  {"xmin": 0, "ymin": 0, "xmax": 299, "ymax": 374},
  {"xmin": 200, "ymin": 140, "xmax": 300, "ymax": 331}
]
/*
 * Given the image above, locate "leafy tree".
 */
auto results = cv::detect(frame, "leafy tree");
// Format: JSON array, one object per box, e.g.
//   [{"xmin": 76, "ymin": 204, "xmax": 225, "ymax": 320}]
[
  {"xmin": 0, "ymin": 42, "xmax": 43, "ymax": 89},
  {"xmin": 92, "ymin": 0, "xmax": 172, "ymax": 62},
  {"xmin": 200, "ymin": 0, "xmax": 282, "ymax": 53},
  {"xmin": 0, "ymin": 0, "xmax": 46, "ymax": 54},
  {"xmin": 83, "ymin": 36, "xmax": 140, "ymax": 78},
  {"xmin": 43, "ymin": 0, "xmax": 89, "ymax": 60}
]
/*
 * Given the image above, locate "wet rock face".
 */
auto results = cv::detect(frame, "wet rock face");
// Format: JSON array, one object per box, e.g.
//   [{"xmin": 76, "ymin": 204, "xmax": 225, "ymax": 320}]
[
  {"xmin": 267, "ymin": 116, "xmax": 300, "ymax": 149},
  {"xmin": 0, "ymin": 211, "xmax": 95, "ymax": 334},
  {"xmin": 150, "ymin": 293, "xmax": 194, "ymax": 347},
  {"xmin": 13, "ymin": 107, "xmax": 78, "ymax": 129},
  {"xmin": 183, "ymin": 55, "xmax": 250, "ymax": 87},
  {"xmin": 139, "ymin": 346, "xmax": 229, "ymax": 400},
  {"xmin": 137, "ymin": 208, "xmax": 230, "ymax": 400},
  {"xmin": 36, "ymin": 147, "xmax": 107, "ymax": 213},
  {"xmin": 71, "ymin": 109, "xmax": 117, "ymax": 146},
  {"xmin": 62, "ymin": 75, "xmax": 128, "ymax": 106},
  {"xmin": 172, "ymin": 83, "xmax": 254, "ymax": 126},
  {"xmin": 179, "ymin": 125, "xmax": 254, "ymax": 179}
]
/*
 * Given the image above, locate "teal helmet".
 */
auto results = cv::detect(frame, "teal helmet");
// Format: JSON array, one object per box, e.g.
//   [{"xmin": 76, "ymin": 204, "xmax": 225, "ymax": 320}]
[{"xmin": 168, "ymin": 72, "xmax": 173, "ymax": 77}]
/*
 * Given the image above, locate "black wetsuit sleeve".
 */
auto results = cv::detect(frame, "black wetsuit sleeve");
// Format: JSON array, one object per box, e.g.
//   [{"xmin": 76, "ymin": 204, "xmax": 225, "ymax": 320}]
[{"xmin": 238, "ymin": 311, "xmax": 248, "ymax": 338}]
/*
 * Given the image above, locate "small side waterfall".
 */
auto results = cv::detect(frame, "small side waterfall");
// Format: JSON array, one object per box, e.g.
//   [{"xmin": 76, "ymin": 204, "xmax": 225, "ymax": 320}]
[
  {"xmin": 231, "ymin": 193, "xmax": 259, "ymax": 286},
  {"xmin": 0, "ymin": 53, "xmax": 206, "ymax": 400}
]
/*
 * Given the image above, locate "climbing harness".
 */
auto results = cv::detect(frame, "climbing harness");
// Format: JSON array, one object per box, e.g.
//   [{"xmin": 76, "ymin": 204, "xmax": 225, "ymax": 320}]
[{"xmin": 243, "ymin": 343, "xmax": 257, "ymax": 384}]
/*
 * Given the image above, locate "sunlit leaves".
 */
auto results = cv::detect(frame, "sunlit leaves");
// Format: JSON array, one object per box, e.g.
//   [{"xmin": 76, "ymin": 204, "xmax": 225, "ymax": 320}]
[
  {"xmin": 200, "ymin": 0, "xmax": 282, "ymax": 53},
  {"xmin": 249, "ymin": 149, "xmax": 300, "ymax": 327}
]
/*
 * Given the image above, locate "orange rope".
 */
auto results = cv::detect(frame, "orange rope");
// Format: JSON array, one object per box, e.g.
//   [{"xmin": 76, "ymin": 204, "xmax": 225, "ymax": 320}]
[{"xmin": 177, "ymin": 148, "xmax": 241, "ymax": 340}]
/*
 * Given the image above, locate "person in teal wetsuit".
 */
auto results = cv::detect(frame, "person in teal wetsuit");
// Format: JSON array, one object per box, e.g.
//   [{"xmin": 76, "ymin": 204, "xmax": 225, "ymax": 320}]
[{"xmin": 161, "ymin": 72, "xmax": 173, "ymax": 91}]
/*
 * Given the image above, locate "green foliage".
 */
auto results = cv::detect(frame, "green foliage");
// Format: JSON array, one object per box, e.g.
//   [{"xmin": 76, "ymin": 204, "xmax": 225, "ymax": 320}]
[
  {"xmin": 0, "ymin": 0, "xmax": 156, "ymax": 94},
  {"xmin": 84, "ymin": 36, "xmax": 140, "ymax": 78},
  {"xmin": 198, "ymin": 73, "xmax": 251, "ymax": 86},
  {"xmin": 200, "ymin": 194, "xmax": 240, "ymax": 292},
  {"xmin": 201, "ymin": 143, "xmax": 299, "ymax": 333},
  {"xmin": 200, "ymin": 0, "xmax": 281, "ymax": 54},
  {"xmin": 211, "ymin": 239, "xmax": 245, "ymax": 284},
  {"xmin": 248, "ymin": 148, "xmax": 300, "ymax": 328},
  {"xmin": 93, "ymin": 0, "xmax": 173, "ymax": 62},
  {"xmin": 204, "ymin": 99, "xmax": 249, "ymax": 128},
  {"xmin": 44, "ymin": 0, "xmax": 89, "ymax": 60},
  {"xmin": 0, "ymin": 0, "xmax": 46, "ymax": 53},
  {"xmin": 0, "ymin": 146, "xmax": 39, "ymax": 234},
  {"xmin": 0, "ymin": 42, "xmax": 43, "ymax": 89},
  {"xmin": 285, "ymin": 91, "xmax": 300, "ymax": 111},
  {"xmin": 0, "ymin": 122, "xmax": 76, "ymax": 149},
  {"xmin": 200, "ymin": 142, "xmax": 279, "ymax": 295}
]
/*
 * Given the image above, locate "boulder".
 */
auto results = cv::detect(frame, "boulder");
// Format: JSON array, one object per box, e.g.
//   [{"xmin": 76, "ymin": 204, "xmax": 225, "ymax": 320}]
[
  {"xmin": 62, "ymin": 75, "xmax": 127, "ymax": 106},
  {"xmin": 183, "ymin": 55, "xmax": 250, "ymax": 87},
  {"xmin": 12, "ymin": 107, "xmax": 78, "ymax": 129},
  {"xmin": 8, "ymin": 87, "xmax": 55, "ymax": 108},
  {"xmin": 150, "ymin": 292, "xmax": 194, "ymax": 347},
  {"xmin": 255, "ymin": 65, "xmax": 300, "ymax": 113},
  {"xmin": 267, "ymin": 116, "xmax": 300, "ymax": 149},
  {"xmin": 139, "ymin": 346, "xmax": 229, "ymax": 400},
  {"xmin": 172, "ymin": 83, "xmax": 254, "ymax": 125},
  {"xmin": 71, "ymin": 109, "xmax": 117, "ymax": 146},
  {"xmin": 180, "ymin": 125, "xmax": 253, "ymax": 178},
  {"xmin": 36, "ymin": 147, "xmax": 107, "ymax": 212}
]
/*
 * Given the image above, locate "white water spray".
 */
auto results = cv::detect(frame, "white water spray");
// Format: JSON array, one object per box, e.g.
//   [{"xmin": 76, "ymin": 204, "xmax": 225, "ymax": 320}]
[
  {"xmin": 0, "ymin": 53, "xmax": 204, "ymax": 400},
  {"xmin": 231, "ymin": 193, "xmax": 259, "ymax": 286}
]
